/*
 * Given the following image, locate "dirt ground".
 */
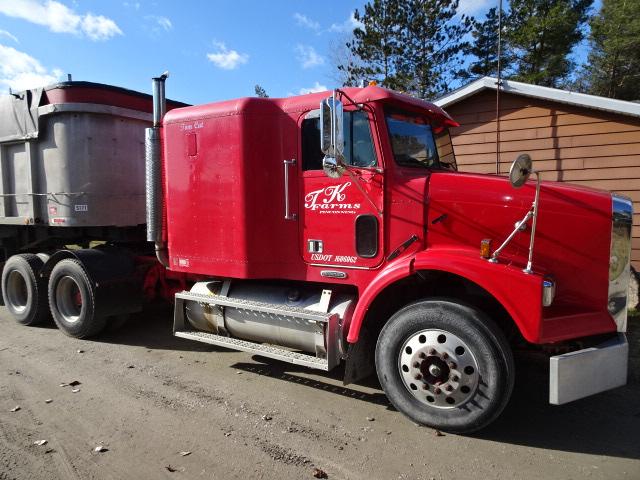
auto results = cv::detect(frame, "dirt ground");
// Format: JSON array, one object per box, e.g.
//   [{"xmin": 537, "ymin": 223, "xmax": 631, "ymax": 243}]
[{"xmin": 1, "ymin": 306, "xmax": 639, "ymax": 480}]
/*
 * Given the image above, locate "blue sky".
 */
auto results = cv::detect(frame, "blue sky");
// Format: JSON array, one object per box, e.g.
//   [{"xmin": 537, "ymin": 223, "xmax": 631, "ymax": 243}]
[{"xmin": 0, "ymin": 1, "xmax": 594, "ymax": 105}]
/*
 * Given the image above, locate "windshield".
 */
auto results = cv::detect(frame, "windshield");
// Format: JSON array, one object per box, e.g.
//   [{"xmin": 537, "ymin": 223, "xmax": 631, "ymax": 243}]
[{"xmin": 385, "ymin": 110, "xmax": 456, "ymax": 171}]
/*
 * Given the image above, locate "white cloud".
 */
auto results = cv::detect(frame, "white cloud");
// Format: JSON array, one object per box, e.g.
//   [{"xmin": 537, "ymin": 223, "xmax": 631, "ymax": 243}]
[
  {"xmin": 0, "ymin": 29, "xmax": 18, "ymax": 43},
  {"xmin": 457, "ymin": 0, "xmax": 493, "ymax": 16},
  {"xmin": 123, "ymin": 2, "xmax": 140, "ymax": 10},
  {"xmin": 146, "ymin": 15, "xmax": 173, "ymax": 32},
  {"xmin": 0, "ymin": 0, "xmax": 122, "ymax": 41},
  {"xmin": 81, "ymin": 13, "xmax": 123, "ymax": 41},
  {"xmin": 295, "ymin": 44, "xmax": 324, "ymax": 69},
  {"xmin": 0, "ymin": 44, "xmax": 63, "ymax": 91},
  {"xmin": 206, "ymin": 42, "xmax": 248, "ymax": 70},
  {"xmin": 298, "ymin": 82, "xmax": 327, "ymax": 95},
  {"xmin": 329, "ymin": 12, "xmax": 363, "ymax": 33},
  {"xmin": 293, "ymin": 12, "xmax": 320, "ymax": 31}
]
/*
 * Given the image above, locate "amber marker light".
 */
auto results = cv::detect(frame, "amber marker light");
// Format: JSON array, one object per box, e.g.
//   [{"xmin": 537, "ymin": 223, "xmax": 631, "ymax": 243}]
[
  {"xmin": 368, "ymin": 80, "xmax": 378, "ymax": 86},
  {"xmin": 480, "ymin": 239, "xmax": 492, "ymax": 259}
]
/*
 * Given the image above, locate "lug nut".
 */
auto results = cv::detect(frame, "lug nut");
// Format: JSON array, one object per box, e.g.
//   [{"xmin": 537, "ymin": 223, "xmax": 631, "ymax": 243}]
[
  {"xmin": 413, "ymin": 361, "xmax": 420, "ymax": 368},
  {"xmin": 419, "ymin": 352, "xmax": 427, "ymax": 359},
  {"xmin": 428, "ymin": 348, "xmax": 436, "ymax": 355},
  {"xmin": 442, "ymin": 352, "xmax": 449, "ymax": 360},
  {"xmin": 451, "ymin": 375, "xmax": 459, "ymax": 382},
  {"xmin": 422, "ymin": 384, "xmax": 429, "ymax": 390},
  {"xmin": 414, "ymin": 374, "xmax": 422, "ymax": 380},
  {"xmin": 434, "ymin": 387, "xmax": 441, "ymax": 395},
  {"xmin": 448, "ymin": 362, "xmax": 457, "ymax": 369},
  {"xmin": 445, "ymin": 385, "xmax": 454, "ymax": 392}
]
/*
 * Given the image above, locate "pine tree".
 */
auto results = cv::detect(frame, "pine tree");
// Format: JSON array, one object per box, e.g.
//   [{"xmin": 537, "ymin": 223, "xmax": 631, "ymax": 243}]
[
  {"xmin": 399, "ymin": 0, "xmax": 473, "ymax": 97},
  {"xmin": 506, "ymin": 0, "xmax": 592, "ymax": 87},
  {"xmin": 464, "ymin": 7, "xmax": 502, "ymax": 79},
  {"xmin": 341, "ymin": 0, "xmax": 405, "ymax": 90},
  {"xmin": 254, "ymin": 84, "xmax": 269, "ymax": 98},
  {"xmin": 580, "ymin": 0, "xmax": 640, "ymax": 100},
  {"xmin": 343, "ymin": 0, "xmax": 472, "ymax": 98}
]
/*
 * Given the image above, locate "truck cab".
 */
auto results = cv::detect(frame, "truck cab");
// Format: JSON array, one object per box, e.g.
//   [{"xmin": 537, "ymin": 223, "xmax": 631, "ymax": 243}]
[{"xmin": 147, "ymin": 80, "xmax": 631, "ymax": 433}]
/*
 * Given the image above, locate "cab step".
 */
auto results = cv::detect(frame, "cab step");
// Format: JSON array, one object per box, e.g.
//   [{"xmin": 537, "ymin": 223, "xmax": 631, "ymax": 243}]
[
  {"xmin": 173, "ymin": 330, "xmax": 330, "ymax": 370},
  {"xmin": 172, "ymin": 289, "xmax": 339, "ymax": 371},
  {"xmin": 174, "ymin": 290, "xmax": 334, "ymax": 323}
]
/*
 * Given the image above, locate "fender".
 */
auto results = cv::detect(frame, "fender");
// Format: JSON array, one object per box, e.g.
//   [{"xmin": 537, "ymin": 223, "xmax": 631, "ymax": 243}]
[
  {"xmin": 346, "ymin": 247, "xmax": 544, "ymax": 344},
  {"xmin": 41, "ymin": 247, "xmax": 144, "ymax": 318}
]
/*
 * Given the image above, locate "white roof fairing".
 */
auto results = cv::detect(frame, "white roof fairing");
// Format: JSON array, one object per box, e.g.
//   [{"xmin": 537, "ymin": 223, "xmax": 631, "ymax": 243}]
[{"xmin": 434, "ymin": 77, "xmax": 640, "ymax": 119}]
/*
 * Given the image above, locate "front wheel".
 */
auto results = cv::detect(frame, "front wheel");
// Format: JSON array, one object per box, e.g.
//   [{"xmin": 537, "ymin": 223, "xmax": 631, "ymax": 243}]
[{"xmin": 375, "ymin": 299, "xmax": 514, "ymax": 433}]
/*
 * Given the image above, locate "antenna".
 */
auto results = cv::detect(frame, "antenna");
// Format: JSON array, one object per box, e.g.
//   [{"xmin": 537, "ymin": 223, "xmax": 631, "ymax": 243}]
[{"xmin": 495, "ymin": 0, "xmax": 503, "ymax": 175}]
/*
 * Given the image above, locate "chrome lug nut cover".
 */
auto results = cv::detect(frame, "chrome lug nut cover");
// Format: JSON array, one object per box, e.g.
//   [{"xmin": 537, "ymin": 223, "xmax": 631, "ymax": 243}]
[{"xmin": 398, "ymin": 329, "xmax": 479, "ymax": 409}]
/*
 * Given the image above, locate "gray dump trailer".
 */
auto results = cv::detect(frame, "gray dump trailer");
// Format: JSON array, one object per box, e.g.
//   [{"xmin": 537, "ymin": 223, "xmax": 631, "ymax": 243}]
[{"xmin": 0, "ymin": 81, "xmax": 185, "ymax": 337}]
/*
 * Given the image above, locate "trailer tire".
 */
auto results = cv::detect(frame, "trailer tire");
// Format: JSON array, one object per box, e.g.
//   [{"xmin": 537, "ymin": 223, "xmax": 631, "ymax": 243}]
[
  {"xmin": 48, "ymin": 259, "xmax": 106, "ymax": 338},
  {"xmin": 1, "ymin": 254, "xmax": 50, "ymax": 326},
  {"xmin": 375, "ymin": 299, "xmax": 514, "ymax": 433}
]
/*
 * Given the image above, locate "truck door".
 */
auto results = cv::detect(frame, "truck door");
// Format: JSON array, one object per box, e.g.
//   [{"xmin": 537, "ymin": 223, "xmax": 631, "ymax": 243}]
[{"xmin": 299, "ymin": 109, "xmax": 384, "ymax": 269}]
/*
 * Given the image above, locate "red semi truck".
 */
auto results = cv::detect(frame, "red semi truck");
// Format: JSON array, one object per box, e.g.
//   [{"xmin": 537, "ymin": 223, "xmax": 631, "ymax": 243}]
[{"xmin": 0, "ymin": 75, "xmax": 632, "ymax": 433}]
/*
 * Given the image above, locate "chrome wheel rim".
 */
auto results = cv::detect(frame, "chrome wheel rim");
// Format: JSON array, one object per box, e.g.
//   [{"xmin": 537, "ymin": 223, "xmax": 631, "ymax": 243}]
[
  {"xmin": 398, "ymin": 329, "xmax": 480, "ymax": 409},
  {"xmin": 56, "ymin": 276, "xmax": 83, "ymax": 323},
  {"xmin": 6, "ymin": 270, "xmax": 28, "ymax": 314}
]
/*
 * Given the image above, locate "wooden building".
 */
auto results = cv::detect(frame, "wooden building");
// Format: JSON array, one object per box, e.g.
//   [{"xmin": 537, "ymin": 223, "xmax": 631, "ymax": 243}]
[{"xmin": 435, "ymin": 77, "xmax": 640, "ymax": 269}]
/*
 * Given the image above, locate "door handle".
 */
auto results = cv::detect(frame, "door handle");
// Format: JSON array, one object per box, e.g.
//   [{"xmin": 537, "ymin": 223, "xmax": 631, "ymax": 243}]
[{"xmin": 283, "ymin": 159, "xmax": 297, "ymax": 220}]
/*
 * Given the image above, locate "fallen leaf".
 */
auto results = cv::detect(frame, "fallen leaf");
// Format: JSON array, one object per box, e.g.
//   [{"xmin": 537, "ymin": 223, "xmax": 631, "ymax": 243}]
[
  {"xmin": 10, "ymin": 406, "xmax": 20, "ymax": 412},
  {"xmin": 77, "ymin": 350, "xmax": 84, "ymax": 354},
  {"xmin": 71, "ymin": 389, "xmax": 80, "ymax": 393},
  {"xmin": 60, "ymin": 380, "xmax": 81, "ymax": 388},
  {"xmin": 93, "ymin": 445, "xmax": 108, "ymax": 453},
  {"xmin": 45, "ymin": 399, "xmax": 52, "ymax": 404},
  {"xmin": 179, "ymin": 451, "xmax": 191, "ymax": 456},
  {"xmin": 366, "ymin": 416, "xmax": 375, "ymax": 422},
  {"xmin": 434, "ymin": 429, "xmax": 444, "ymax": 437},
  {"xmin": 312, "ymin": 467, "xmax": 328, "ymax": 478},
  {"xmin": 127, "ymin": 365, "xmax": 135, "ymax": 369},
  {"xmin": 165, "ymin": 465, "xmax": 177, "ymax": 473},
  {"xmin": 262, "ymin": 414, "xmax": 273, "ymax": 421},
  {"xmin": 34, "ymin": 440, "xmax": 48, "ymax": 446}
]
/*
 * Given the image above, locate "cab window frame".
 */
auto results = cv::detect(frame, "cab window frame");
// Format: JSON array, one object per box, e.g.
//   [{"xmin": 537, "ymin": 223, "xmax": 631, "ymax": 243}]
[{"xmin": 301, "ymin": 108, "xmax": 378, "ymax": 172}]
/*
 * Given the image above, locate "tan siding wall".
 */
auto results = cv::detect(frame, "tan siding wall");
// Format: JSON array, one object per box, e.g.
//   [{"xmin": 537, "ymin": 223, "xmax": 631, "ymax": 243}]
[{"xmin": 446, "ymin": 90, "xmax": 640, "ymax": 268}]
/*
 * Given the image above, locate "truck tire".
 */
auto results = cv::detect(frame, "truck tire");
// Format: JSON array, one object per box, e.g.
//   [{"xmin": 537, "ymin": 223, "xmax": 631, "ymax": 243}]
[
  {"xmin": 48, "ymin": 259, "xmax": 106, "ymax": 338},
  {"xmin": 1, "ymin": 254, "xmax": 49, "ymax": 326},
  {"xmin": 375, "ymin": 299, "xmax": 514, "ymax": 433}
]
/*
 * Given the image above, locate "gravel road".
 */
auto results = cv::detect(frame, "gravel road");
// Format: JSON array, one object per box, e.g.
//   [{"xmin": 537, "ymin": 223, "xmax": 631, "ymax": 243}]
[{"xmin": 1, "ymin": 306, "xmax": 639, "ymax": 480}]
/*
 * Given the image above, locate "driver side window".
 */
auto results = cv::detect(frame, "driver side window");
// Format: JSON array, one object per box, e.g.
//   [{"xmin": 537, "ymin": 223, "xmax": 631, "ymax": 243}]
[{"xmin": 302, "ymin": 111, "xmax": 377, "ymax": 171}]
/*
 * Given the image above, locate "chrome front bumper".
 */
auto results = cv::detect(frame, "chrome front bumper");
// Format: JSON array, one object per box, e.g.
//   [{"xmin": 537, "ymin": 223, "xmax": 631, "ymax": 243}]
[{"xmin": 549, "ymin": 334, "xmax": 628, "ymax": 404}]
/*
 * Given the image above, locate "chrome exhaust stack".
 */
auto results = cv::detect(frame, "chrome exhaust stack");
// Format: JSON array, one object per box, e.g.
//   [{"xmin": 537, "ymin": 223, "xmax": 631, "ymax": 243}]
[{"xmin": 146, "ymin": 72, "xmax": 169, "ymax": 267}]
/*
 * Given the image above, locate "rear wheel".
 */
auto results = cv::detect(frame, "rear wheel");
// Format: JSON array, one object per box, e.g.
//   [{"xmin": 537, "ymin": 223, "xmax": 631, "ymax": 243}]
[
  {"xmin": 375, "ymin": 299, "xmax": 514, "ymax": 433},
  {"xmin": 1, "ymin": 254, "xmax": 49, "ymax": 325},
  {"xmin": 48, "ymin": 259, "xmax": 106, "ymax": 338}
]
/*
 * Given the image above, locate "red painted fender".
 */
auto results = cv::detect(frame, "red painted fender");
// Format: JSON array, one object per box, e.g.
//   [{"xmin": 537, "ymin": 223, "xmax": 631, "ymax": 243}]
[{"xmin": 346, "ymin": 247, "xmax": 544, "ymax": 344}]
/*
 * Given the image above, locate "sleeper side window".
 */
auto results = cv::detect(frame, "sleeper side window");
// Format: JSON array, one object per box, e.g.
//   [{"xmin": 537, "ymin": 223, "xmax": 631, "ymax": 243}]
[{"xmin": 302, "ymin": 110, "xmax": 377, "ymax": 171}]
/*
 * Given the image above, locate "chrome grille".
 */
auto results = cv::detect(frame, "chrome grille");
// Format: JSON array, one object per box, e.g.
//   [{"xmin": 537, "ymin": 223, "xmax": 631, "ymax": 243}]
[{"xmin": 608, "ymin": 194, "xmax": 633, "ymax": 332}]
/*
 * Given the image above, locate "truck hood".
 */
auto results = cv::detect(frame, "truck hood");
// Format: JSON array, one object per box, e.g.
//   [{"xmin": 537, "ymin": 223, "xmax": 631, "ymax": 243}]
[{"xmin": 426, "ymin": 171, "xmax": 613, "ymax": 316}]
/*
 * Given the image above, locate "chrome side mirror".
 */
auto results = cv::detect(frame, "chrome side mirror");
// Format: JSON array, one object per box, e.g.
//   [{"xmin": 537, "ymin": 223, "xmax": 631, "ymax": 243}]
[
  {"xmin": 320, "ymin": 92, "xmax": 345, "ymax": 178},
  {"xmin": 322, "ymin": 156, "xmax": 345, "ymax": 179},
  {"xmin": 509, "ymin": 153, "xmax": 532, "ymax": 188}
]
